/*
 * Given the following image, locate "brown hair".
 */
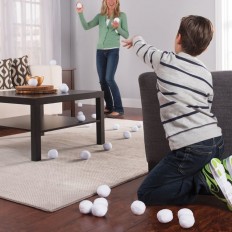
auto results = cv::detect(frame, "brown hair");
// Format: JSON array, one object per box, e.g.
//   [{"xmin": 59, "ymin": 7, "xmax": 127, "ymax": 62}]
[
  {"xmin": 177, "ymin": 15, "xmax": 214, "ymax": 56},
  {"xmin": 100, "ymin": 0, "xmax": 120, "ymax": 17}
]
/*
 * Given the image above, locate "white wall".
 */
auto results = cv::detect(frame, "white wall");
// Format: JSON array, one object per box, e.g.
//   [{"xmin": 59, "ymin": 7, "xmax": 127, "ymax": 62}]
[{"xmin": 70, "ymin": 0, "xmax": 216, "ymax": 107}]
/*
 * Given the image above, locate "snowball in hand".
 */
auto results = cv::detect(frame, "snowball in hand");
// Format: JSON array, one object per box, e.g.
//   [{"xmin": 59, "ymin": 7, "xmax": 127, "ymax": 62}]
[
  {"xmin": 28, "ymin": 78, "xmax": 38, "ymax": 86},
  {"xmin": 80, "ymin": 150, "xmax": 91, "ymax": 160},
  {"xmin": 91, "ymin": 203, "xmax": 108, "ymax": 217},
  {"xmin": 97, "ymin": 184, "xmax": 111, "ymax": 197},
  {"xmin": 178, "ymin": 208, "xmax": 195, "ymax": 229},
  {"xmin": 103, "ymin": 142, "xmax": 112, "ymax": 151},
  {"xmin": 114, "ymin": 17, "xmax": 120, "ymax": 23},
  {"xmin": 76, "ymin": 2, "xmax": 82, "ymax": 9},
  {"xmin": 123, "ymin": 131, "xmax": 132, "ymax": 139},
  {"xmin": 79, "ymin": 200, "xmax": 93, "ymax": 214},
  {"xmin": 48, "ymin": 149, "xmax": 58, "ymax": 159},
  {"xmin": 157, "ymin": 209, "xmax": 173, "ymax": 223},
  {"xmin": 130, "ymin": 200, "xmax": 146, "ymax": 215},
  {"xmin": 59, "ymin": 83, "xmax": 69, "ymax": 93}
]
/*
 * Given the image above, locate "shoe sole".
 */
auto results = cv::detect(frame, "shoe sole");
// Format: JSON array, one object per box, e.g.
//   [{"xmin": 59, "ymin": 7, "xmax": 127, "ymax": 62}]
[
  {"xmin": 224, "ymin": 156, "xmax": 232, "ymax": 177},
  {"xmin": 210, "ymin": 158, "xmax": 232, "ymax": 207}
]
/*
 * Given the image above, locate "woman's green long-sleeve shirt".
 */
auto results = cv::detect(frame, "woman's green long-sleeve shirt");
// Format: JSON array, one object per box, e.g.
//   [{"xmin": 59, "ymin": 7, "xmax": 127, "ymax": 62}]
[{"xmin": 78, "ymin": 12, "xmax": 129, "ymax": 49}]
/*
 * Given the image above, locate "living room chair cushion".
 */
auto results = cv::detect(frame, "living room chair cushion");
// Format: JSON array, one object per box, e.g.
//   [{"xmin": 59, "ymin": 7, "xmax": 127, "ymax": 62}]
[
  {"xmin": 0, "ymin": 58, "xmax": 13, "ymax": 89},
  {"xmin": 11, "ymin": 55, "xmax": 31, "ymax": 87}
]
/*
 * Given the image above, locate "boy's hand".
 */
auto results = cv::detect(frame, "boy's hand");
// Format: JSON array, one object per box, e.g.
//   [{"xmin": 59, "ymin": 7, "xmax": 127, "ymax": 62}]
[{"xmin": 122, "ymin": 38, "xmax": 133, "ymax": 49}]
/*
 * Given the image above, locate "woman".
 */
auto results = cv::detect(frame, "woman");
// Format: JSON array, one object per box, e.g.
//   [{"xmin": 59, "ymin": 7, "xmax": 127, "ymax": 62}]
[{"xmin": 76, "ymin": 0, "xmax": 129, "ymax": 117}]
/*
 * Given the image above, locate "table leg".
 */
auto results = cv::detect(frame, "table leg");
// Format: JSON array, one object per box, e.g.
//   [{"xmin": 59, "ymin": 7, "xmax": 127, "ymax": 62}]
[
  {"xmin": 96, "ymin": 97, "xmax": 105, "ymax": 144},
  {"xmin": 31, "ymin": 104, "xmax": 42, "ymax": 161}
]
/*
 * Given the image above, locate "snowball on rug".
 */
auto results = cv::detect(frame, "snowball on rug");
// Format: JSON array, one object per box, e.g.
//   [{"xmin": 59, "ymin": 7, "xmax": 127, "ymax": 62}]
[
  {"xmin": 130, "ymin": 200, "xmax": 146, "ymax": 215},
  {"xmin": 47, "ymin": 149, "xmax": 58, "ymax": 159},
  {"xmin": 80, "ymin": 150, "xmax": 91, "ymax": 160},
  {"xmin": 123, "ymin": 131, "xmax": 132, "ymax": 139},
  {"xmin": 103, "ymin": 142, "xmax": 112, "ymax": 151}
]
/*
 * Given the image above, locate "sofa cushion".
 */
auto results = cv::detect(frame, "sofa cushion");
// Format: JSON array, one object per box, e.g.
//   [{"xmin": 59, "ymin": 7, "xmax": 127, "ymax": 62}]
[
  {"xmin": 0, "ymin": 58, "xmax": 13, "ymax": 89},
  {"xmin": 11, "ymin": 55, "xmax": 31, "ymax": 87}
]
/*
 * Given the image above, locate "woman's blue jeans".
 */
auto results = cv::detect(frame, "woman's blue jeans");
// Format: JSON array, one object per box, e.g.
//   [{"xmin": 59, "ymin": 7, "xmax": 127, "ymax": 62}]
[
  {"xmin": 138, "ymin": 136, "xmax": 224, "ymax": 205},
  {"xmin": 96, "ymin": 48, "xmax": 124, "ymax": 113}
]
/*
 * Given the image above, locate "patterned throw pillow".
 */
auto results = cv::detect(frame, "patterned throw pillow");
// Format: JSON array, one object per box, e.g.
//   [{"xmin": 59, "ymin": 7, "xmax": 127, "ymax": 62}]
[
  {"xmin": 0, "ymin": 58, "xmax": 13, "ymax": 89},
  {"xmin": 11, "ymin": 55, "xmax": 31, "ymax": 87}
]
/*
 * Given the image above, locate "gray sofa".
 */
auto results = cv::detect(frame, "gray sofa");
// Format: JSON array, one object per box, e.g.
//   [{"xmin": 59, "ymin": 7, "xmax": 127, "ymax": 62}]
[{"xmin": 139, "ymin": 71, "xmax": 232, "ymax": 171}]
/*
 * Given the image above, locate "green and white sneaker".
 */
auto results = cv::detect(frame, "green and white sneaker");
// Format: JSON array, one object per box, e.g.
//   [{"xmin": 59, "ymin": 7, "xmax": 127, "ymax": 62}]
[
  {"xmin": 222, "ymin": 155, "xmax": 232, "ymax": 183},
  {"xmin": 202, "ymin": 158, "xmax": 232, "ymax": 210}
]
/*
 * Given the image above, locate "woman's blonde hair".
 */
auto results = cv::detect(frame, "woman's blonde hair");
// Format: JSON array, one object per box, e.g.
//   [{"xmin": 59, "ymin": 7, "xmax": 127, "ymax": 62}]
[{"xmin": 100, "ymin": 0, "xmax": 120, "ymax": 17}]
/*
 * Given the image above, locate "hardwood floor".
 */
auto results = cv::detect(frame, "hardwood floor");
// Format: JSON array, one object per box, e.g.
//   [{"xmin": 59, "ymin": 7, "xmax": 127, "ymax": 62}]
[{"xmin": 0, "ymin": 105, "xmax": 231, "ymax": 232}]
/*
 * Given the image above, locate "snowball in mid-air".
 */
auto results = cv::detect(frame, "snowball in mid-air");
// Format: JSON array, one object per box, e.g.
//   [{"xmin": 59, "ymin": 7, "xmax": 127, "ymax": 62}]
[
  {"xmin": 80, "ymin": 150, "xmax": 91, "ymax": 160},
  {"xmin": 130, "ymin": 200, "xmax": 146, "ymax": 215},
  {"xmin": 47, "ymin": 149, "xmax": 58, "ymax": 159},
  {"xmin": 97, "ymin": 184, "xmax": 111, "ymax": 197}
]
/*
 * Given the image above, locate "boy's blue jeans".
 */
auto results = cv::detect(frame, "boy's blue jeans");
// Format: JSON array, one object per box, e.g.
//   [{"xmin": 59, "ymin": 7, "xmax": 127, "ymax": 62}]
[
  {"xmin": 96, "ymin": 48, "xmax": 124, "ymax": 113},
  {"xmin": 137, "ymin": 136, "xmax": 224, "ymax": 205}
]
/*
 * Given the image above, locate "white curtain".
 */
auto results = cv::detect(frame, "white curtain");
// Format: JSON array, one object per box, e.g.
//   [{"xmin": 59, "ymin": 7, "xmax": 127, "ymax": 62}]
[
  {"xmin": 0, "ymin": 0, "xmax": 61, "ymax": 65},
  {"xmin": 215, "ymin": 0, "xmax": 232, "ymax": 70}
]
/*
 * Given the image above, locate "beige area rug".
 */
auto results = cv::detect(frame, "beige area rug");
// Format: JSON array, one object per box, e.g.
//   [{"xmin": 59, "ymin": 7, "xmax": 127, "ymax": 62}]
[{"xmin": 0, "ymin": 119, "xmax": 148, "ymax": 212}]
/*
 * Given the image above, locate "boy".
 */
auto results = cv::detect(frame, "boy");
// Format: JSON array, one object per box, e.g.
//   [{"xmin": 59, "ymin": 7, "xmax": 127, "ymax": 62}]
[{"xmin": 123, "ymin": 15, "xmax": 232, "ymax": 210}]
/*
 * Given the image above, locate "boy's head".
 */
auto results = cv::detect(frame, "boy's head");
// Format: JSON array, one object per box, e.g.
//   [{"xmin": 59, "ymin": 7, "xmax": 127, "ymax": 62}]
[{"xmin": 175, "ymin": 15, "xmax": 214, "ymax": 56}]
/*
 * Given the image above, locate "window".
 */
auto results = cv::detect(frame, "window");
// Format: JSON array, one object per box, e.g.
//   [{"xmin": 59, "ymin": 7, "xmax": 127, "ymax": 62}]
[
  {"xmin": 215, "ymin": 0, "xmax": 232, "ymax": 70},
  {"xmin": 0, "ymin": 0, "xmax": 61, "ymax": 65}
]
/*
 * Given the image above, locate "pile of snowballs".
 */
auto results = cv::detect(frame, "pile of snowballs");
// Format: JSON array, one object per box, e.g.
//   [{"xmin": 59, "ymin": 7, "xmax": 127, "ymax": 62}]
[{"xmin": 78, "ymin": 184, "xmax": 195, "ymax": 229}]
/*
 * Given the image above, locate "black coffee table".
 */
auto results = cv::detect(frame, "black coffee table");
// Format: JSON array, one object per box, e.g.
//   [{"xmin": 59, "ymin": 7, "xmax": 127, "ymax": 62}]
[{"xmin": 0, "ymin": 90, "xmax": 105, "ymax": 161}]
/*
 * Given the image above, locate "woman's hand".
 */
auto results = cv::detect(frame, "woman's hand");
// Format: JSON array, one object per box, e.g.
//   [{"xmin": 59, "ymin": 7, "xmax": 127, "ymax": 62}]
[
  {"xmin": 76, "ymin": 4, "xmax": 84, "ymax": 13},
  {"xmin": 122, "ymin": 38, "xmax": 133, "ymax": 49},
  {"xmin": 111, "ymin": 21, "xmax": 119, "ymax": 29}
]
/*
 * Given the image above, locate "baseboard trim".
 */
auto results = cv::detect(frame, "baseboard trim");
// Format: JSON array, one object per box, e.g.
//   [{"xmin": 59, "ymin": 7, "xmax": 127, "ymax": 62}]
[{"xmin": 75, "ymin": 98, "xmax": 142, "ymax": 108}]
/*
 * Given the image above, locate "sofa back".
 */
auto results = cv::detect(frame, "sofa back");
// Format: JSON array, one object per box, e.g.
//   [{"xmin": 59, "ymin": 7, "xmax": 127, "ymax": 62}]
[{"xmin": 139, "ymin": 71, "xmax": 232, "ymax": 171}]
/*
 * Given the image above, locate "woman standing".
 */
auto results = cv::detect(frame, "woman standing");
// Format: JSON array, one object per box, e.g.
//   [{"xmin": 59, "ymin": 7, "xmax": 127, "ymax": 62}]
[{"xmin": 76, "ymin": 0, "xmax": 129, "ymax": 118}]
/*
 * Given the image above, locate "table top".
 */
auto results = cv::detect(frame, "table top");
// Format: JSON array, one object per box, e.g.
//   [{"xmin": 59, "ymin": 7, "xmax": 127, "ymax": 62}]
[{"xmin": 0, "ymin": 89, "xmax": 104, "ymax": 105}]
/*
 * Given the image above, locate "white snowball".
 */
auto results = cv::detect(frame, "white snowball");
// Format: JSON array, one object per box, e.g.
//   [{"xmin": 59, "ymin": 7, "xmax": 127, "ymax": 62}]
[
  {"xmin": 47, "ymin": 149, "xmax": 58, "ymax": 159},
  {"xmin": 157, "ymin": 209, "xmax": 173, "ymax": 223},
  {"xmin": 76, "ymin": 2, "xmax": 82, "ymax": 9},
  {"xmin": 97, "ymin": 184, "xmax": 111, "ymax": 197},
  {"xmin": 28, "ymin": 78, "xmax": 38, "ymax": 86},
  {"xmin": 130, "ymin": 200, "xmax": 146, "ymax": 215},
  {"xmin": 123, "ymin": 131, "xmax": 132, "ymax": 139},
  {"xmin": 131, "ymin": 125, "xmax": 139, "ymax": 132},
  {"xmin": 114, "ymin": 17, "xmax": 120, "ymax": 23},
  {"xmin": 91, "ymin": 203, "xmax": 108, "ymax": 217},
  {"xmin": 93, "ymin": 198, "xmax": 108, "ymax": 208},
  {"xmin": 79, "ymin": 200, "xmax": 93, "ymax": 214},
  {"xmin": 103, "ymin": 142, "xmax": 112, "ymax": 151},
  {"xmin": 59, "ymin": 83, "xmax": 69, "ymax": 93},
  {"xmin": 113, "ymin": 124, "xmax": 120, "ymax": 130},
  {"xmin": 179, "ymin": 214, "xmax": 195, "ymax": 229},
  {"xmin": 77, "ymin": 102, "xmax": 83, "ymax": 107},
  {"xmin": 77, "ymin": 114, "xmax": 86, "ymax": 122},
  {"xmin": 80, "ymin": 150, "xmax": 91, "ymax": 160},
  {"xmin": 137, "ymin": 122, "xmax": 143, "ymax": 128},
  {"xmin": 177, "ymin": 208, "xmax": 194, "ymax": 218},
  {"xmin": 49, "ymin": 59, "xmax": 57, "ymax": 65},
  {"xmin": 91, "ymin": 113, "xmax": 96, "ymax": 119},
  {"xmin": 77, "ymin": 111, "xmax": 84, "ymax": 116}
]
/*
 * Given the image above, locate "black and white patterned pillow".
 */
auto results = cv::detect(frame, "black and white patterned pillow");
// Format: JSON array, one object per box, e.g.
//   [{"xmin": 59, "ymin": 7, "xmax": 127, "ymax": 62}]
[
  {"xmin": 11, "ymin": 55, "xmax": 31, "ymax": 87},
  {"xmin": 0, "ymin": 58, "xmax": 13, "ymax": 89}
]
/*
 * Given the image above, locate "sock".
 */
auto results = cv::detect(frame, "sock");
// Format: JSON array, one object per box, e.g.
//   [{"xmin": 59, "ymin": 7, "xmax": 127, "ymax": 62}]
[{"xmin": 202, "ymin": 158, "xmax": 232, "ymax": 211}]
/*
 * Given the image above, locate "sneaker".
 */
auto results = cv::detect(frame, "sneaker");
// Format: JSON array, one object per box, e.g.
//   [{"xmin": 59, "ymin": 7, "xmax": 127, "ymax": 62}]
[
  {"xmin": 202, "ymin": 158, "xmax": 232, "ymax": 210},
  {"xmin": 222, "ymin": 155, "xmax": 232, "ymax": 183}
]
